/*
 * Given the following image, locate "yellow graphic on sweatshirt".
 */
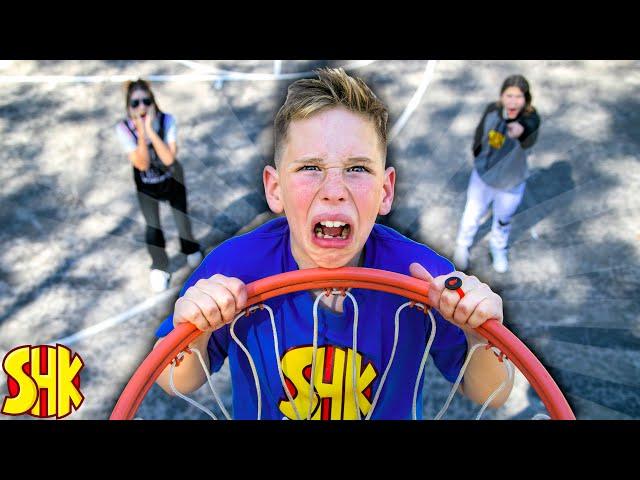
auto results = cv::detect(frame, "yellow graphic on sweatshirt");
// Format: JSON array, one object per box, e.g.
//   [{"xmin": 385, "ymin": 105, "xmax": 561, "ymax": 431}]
[
  {"xmin": 488, "ymin": 130, "xmax": 506, "ymax": 149},
  {"xmin": 278, "ymin": 345, "xmax": 377, "ymax": 420}
]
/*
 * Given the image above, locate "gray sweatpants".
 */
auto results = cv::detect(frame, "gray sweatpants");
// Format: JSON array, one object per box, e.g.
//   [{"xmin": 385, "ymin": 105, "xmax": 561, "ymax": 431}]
[{"xmin": 456, "ymin": 168, "xmax": 525, "ymax": 251}]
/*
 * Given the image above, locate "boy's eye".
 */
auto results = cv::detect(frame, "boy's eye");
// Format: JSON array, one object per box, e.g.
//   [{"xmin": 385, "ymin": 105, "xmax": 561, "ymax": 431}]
[
  {"xmin": 347, "ymin": 166, "xmax": 369, "ymax": 173},
  {"xmin": 298, "ymin": 165, "xmax": 320, "ymax": 171}
]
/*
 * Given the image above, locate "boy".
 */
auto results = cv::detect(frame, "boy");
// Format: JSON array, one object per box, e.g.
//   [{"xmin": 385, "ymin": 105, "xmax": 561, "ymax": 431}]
[{"xmin": 154, "ymin": 68, "xmax": 512, "ymax": 419}]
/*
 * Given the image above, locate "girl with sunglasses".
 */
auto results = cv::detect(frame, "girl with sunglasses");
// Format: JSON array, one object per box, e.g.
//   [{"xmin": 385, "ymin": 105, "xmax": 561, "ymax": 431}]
[
  {"xmin": 116, "ymin": 79, "xmax": 203, "ymax": 292},
  {"xmin": 453, "ymin": 74, "xmax": 541, "ymax": 274}
]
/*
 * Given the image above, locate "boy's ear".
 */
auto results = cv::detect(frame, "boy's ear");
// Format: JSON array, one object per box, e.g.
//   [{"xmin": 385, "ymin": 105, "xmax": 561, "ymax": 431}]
[
  {"xmin": 378, "ymin": 166, "xmax": 396, "ymax": 216},
  {"xmin": 263, "ymin": 165, "xmax": 284, "ymax": 214}
]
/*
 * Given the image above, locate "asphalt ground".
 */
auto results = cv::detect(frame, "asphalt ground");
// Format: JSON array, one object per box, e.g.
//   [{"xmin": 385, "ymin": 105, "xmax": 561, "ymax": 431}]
[{"xmin": 0, "ymin": 60, "xmax": 638, "ymax": 420}]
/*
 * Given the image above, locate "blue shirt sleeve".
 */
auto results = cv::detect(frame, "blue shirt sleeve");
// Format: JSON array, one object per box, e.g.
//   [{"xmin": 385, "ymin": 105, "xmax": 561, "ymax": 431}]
[
  {"xmin": 154, "ymin": 251, "xmax": 230, "ymax": 373},
  {"xmin": 428, "ymin": 309, "xmax": 468, "ymax": 383}
]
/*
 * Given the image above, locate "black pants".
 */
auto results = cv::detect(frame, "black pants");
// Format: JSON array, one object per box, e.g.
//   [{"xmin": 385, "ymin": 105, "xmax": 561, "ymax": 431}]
[{"xmin": 136, "ymin": 162, "xmax": 200, "ymax": 271}]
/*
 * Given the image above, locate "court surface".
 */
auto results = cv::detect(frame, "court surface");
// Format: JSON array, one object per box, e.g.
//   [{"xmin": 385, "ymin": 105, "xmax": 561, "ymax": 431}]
[{"xmin": 0, "ymin": 60, "xmax": 638, "ymax": 419}]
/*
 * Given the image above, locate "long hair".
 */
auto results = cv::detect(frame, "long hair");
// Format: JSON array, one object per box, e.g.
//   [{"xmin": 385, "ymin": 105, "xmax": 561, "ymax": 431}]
[{"xmin": 498, "ymin": 74, "xmax": 534, "ymax": 114}]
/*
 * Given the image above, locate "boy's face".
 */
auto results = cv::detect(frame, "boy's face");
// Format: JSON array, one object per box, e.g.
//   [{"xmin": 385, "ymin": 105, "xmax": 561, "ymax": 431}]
[{"xmin": 264, "ymin": 106, "xmax": 395, "ymax": 269}]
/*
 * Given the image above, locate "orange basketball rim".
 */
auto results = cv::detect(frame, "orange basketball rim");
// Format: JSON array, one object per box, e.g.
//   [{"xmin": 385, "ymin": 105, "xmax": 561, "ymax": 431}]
[{"xmin": 110, "ymin": 267, "xmax": 576, "ymax": 420}]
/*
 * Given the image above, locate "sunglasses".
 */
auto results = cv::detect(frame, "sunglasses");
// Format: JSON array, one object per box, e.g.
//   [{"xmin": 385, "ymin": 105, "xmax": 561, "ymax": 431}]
[{"xmin": 130, "ymin": 98, "xmax": 152, "ymax": 108}]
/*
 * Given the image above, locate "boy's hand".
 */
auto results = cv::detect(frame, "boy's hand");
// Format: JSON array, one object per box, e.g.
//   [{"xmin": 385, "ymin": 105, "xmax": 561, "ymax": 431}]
[
  {"xmin": 409, "ymin": 263, "xmax": 503, "ymax": 341},
  {"xmin": 173, "ymin": 275, "xmax": 248, "ymax": 332}
]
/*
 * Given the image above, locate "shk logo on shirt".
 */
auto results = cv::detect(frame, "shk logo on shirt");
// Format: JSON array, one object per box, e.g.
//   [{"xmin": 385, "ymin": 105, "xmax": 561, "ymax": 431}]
[
  {"xmin": 488, "ymin": 130, "xmax": 506, "ymax": 149},
  {"xmin": 2, "ymin": 344, "xmax": 85, "ymax": 419},
  {"xmin": 278, "ymin": 345, "xmax": 378, "ymax": 420}
]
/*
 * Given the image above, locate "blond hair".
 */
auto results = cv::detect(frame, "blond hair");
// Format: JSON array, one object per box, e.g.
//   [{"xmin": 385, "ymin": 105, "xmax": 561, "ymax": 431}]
[{"xmin": 273, "ymin": 67, "xmax": 388, "ymax": 165}]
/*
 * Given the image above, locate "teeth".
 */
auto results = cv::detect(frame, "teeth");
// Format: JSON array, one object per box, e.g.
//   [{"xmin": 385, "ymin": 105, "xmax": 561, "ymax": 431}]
[
  {"xmin": 315, "ymin": 230, "xmax": 350, "ymax": 240},
  {"xmin": 314, "ymin": 222, "xmax": 350, "ymax": 240},
  {"xmin": 319, "ymin": 220, "xmax": 346, "ymax": 228}
]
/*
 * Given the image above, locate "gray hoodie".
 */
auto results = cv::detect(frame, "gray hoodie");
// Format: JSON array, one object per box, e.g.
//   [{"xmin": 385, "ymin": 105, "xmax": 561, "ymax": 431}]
[{"xmin": 472, "ymin": 102, "xmax": 541, "ymax": 191}]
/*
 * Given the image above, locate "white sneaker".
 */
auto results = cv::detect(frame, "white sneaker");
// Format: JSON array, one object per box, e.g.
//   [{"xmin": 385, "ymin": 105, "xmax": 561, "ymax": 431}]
[
  {"xmin": 186, "ymin": 250, "xmax": 203, "ymax": 268},
  {"xmin": 490, "ymin": 247, "xmax": 509, "ymax": 273},
  {"xmin": 149, "ymin": 269, "xmax": 171, "ymax": 292},
  {"xmin": 453, "ymin": 244, "xmax": 470, "ymax": 270}
]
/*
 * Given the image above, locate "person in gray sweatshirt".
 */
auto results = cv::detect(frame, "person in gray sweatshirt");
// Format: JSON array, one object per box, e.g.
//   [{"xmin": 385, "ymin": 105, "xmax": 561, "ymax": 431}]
[{"xmin": 453, "ymin": 75, "xmax": 541, "ymax": 273}]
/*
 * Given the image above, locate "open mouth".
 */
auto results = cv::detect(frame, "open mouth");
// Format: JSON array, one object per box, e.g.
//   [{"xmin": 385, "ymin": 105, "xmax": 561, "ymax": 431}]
[{"xmin": 313, "ymin": 220, "xmax": 351, "ymax": 240}]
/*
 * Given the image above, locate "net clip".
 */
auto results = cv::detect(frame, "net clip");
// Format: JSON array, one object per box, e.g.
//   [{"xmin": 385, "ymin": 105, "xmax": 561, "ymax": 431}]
[
  {"xmin": 323, "ymin": 287, "xmax": 347, "ymax": 297},
  {"xmin": 172, "ymin": 346, "xmax": 193, "ymax": 367},
  {"xmin": 244, "ymin": 304, "xmax": 265, "ymax": 317},
  {"xmin": 409, "ymin": 301, "xmax": 430, "ymax": 314},
  {"xmin": 484, "ymin": 342, "xmax": 507, "ymax": 362}
]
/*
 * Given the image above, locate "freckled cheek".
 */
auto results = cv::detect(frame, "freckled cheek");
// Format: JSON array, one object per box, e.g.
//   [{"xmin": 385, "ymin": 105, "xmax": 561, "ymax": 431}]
[
  {"xmin": 348, "ymin": 178, "xmax": 382, "ymax": 216},
  {"xmin": 284, "ymin": 176, "xmax": 318, "ymax": 219}
]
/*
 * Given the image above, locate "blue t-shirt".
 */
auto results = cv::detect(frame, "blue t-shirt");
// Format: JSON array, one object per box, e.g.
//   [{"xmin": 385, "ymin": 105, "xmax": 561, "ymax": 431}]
[{"xmin": 156, "ymin": 217, "xmax": 467, "ymax": 419}]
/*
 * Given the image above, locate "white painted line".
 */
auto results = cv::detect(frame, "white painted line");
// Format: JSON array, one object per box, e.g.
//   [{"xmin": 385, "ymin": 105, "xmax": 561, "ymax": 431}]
[
  {"xmin": 45, "ymin": 212, "xmax": 275, "ymax": 347},
  {"xmin": 172, "ymin": 60, "xmax": 224, "ymax": 72},
  {"xmin": 0, "ymin": 74, "xmax": 286, "ymax": 84},
  {"xmin": 50, "ymin": 285, "xmax": 181, "ymax": 346},
  {"xmin": 388, "ymin": 60, "xmax": 438, "ymax": 143},
  {"xmin": 0, "ymin": 61, "xmax": 378, "ymax": 85},
  {"xmin": 176, "ymin": 59, "xmax": 376, "ymax": 77},
  {"xmin": 341, "ymin": 60, "xmax": 377, "ymax": 70}
]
